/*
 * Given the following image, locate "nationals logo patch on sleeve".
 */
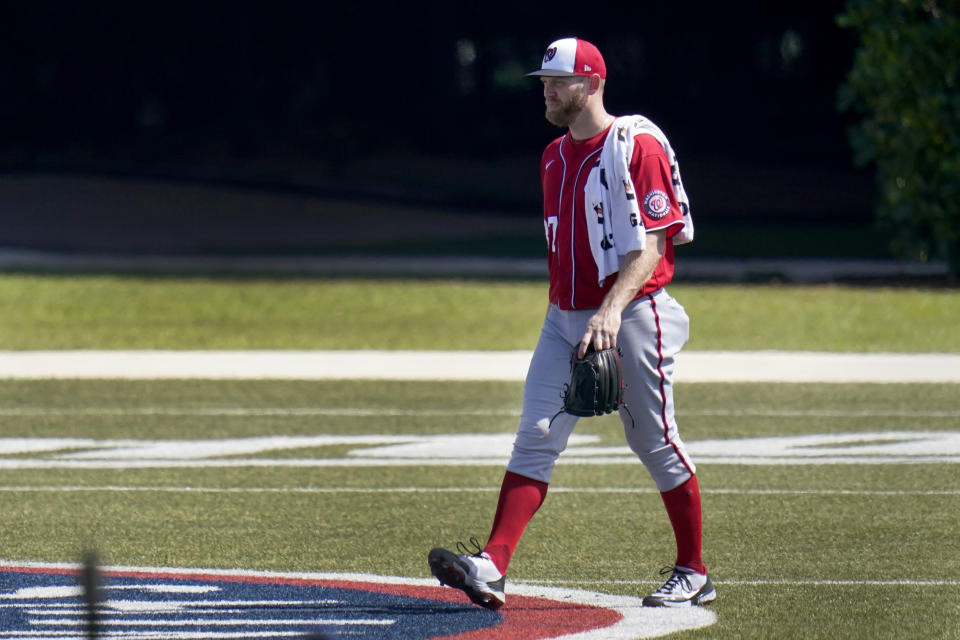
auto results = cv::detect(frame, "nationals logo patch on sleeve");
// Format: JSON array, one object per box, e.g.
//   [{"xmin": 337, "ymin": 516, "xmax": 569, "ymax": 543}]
[{"xmin": 643, "ymin": 190, "xmax": 671, "ymax": 219}]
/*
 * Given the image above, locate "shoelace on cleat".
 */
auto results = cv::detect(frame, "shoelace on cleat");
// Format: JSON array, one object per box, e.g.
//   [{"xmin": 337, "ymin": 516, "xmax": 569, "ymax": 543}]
[
  {"xmin": 655, "ymin": 566, "xmax": 692, "ymax": 595},
  {"xmin": 456, "ymin": 537, "xmax": 485, "ymax": 557}
]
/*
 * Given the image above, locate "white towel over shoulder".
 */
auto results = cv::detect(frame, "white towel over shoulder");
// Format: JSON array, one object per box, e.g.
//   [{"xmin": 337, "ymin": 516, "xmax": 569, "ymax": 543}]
[{"xmin": 583, "ymin": 115, "xmax": 694, "ymax": 285}]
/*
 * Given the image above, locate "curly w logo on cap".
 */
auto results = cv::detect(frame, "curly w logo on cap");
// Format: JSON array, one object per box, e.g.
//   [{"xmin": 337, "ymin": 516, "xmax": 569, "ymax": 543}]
[{"xmin": 527, "ymin": 37, "xmax": 606, "ymax": 78}]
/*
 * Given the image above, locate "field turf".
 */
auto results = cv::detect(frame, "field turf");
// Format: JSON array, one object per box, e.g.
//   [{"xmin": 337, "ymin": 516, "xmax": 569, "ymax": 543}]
[
  {"xmin": 1, "ymin": 379, "xmax": 958, "ymax": 638},
  {"xmin": 1, "ymin": 274, "xmax": 958, "ymax": 638},
  {"xmin": 1, "ymin": 274, "xmax": 959, "ymax": 351}
]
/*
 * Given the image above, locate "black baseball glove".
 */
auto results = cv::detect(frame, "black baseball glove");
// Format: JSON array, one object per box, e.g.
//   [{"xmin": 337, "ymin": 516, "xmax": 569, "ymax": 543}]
[{"xmin": 562, "ymin": 345, "xmax": 624, "ymax": 417}]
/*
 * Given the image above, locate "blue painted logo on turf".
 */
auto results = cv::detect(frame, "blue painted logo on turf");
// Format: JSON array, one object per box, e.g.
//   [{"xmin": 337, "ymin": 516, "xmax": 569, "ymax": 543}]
[{"xmin": 0, "ymin": 567, "xmax": 501, "ymax": 639}]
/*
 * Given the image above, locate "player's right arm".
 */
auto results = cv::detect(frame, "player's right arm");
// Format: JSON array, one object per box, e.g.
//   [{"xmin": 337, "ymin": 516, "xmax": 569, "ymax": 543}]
[{"xmin": 577, "ymin": 228, "xmax": 667, "ymax": 357}]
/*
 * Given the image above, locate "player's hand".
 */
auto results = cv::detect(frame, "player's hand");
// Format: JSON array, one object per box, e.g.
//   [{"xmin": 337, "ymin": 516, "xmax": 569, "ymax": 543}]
[{"xmin": 578, "ymin": 309, "xmax": 620, "ymax": 358}]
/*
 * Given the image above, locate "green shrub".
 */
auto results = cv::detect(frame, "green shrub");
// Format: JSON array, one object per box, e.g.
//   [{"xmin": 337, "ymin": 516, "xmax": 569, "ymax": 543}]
[{"xmin": 837, "ymin": 0, "xmax": 960, "ymax": 277}]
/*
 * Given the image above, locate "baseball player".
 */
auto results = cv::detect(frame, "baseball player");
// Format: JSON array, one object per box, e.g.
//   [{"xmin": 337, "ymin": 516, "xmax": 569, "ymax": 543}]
[{"xmin": 428, "ymin": 37, "xmax": 714, "ymax": 609}]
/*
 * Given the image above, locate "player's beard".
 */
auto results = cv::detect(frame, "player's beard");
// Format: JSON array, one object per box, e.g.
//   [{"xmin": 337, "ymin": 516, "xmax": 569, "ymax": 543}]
[{"xmin": 545, "ymin": 92, "xmax": 587, "ymax": 128}]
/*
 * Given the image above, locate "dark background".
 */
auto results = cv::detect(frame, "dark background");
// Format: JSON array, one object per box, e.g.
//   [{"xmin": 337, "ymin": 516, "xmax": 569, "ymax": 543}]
[{"xmin": 0, "ymin": 0, "xmax": 883, "ymax": 260}]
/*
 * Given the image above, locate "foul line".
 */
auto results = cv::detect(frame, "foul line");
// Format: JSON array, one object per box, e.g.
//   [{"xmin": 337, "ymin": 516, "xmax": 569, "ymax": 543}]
[{"xmin": 0, "ymin": 485, "xmax": 958, "ymax": 496}]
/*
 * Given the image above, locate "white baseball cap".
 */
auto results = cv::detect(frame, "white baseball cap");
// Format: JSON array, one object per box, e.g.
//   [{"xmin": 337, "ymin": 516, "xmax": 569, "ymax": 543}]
[{"xmin": 526, "ymin": 37, "xmax": 607, "ymax": 78}]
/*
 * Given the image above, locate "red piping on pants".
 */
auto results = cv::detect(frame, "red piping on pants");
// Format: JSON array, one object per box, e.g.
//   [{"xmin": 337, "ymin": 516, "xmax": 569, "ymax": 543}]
[{"xmin": 648, "ymin": 293, "xmax": 695, "ymax": 476}]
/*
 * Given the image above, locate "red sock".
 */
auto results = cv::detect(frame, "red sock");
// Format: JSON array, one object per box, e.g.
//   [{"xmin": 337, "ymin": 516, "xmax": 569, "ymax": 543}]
[
  {"xmin": 660, "ymin": 475, "xmax": 706, "ymax": 574},
  {"xmin": 483, "ymin": 471, "xmax": 548, "ymax": 574}
]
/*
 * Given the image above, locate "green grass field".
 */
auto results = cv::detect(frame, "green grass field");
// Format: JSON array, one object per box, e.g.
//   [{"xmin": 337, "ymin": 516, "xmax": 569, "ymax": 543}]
[
  {"xmin": 1, "ymin": 274, "xmax": 958, "ymax": 351},
  {"xmin": 1, "ymin": 274, "xmax": 958, "ymax": 638}
]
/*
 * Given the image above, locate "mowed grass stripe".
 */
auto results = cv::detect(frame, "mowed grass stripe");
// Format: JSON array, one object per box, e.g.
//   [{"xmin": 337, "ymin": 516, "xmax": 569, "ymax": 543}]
[
  {"xmin": 3, "ymin": 276, "xmax": 959, "ymax": 352},
  {"xmin": 2, "ymin": 485, "xmax": 959, "ymax": 496}
]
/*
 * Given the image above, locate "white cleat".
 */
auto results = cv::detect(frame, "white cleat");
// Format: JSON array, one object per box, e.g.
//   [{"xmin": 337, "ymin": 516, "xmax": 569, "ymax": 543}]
[
  {"xmin": 428, "ymin": 546, "xmax": 506, "ymax": 610},
  {"xmin": 643, "ymin": 565, "xmax": 717, "ymax": 607}
]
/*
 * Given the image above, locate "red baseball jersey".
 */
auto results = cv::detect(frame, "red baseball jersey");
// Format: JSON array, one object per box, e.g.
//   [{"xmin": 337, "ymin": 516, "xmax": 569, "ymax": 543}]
[{"xmin": 541, "ymin": 125, "xmax": 686, "ymax": 310}]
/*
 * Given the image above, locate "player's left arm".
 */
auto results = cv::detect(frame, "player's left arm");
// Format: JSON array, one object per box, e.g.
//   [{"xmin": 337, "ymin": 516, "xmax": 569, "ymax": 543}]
[{"xmin": 577, "ymin": 228, "xmax": 666, "ymax": 357}]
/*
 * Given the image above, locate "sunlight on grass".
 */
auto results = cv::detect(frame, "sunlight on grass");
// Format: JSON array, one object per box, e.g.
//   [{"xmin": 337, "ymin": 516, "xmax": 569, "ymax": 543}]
[{"xmin": 0, "ymin": 275, "xmax": 957, "ymax": 351}]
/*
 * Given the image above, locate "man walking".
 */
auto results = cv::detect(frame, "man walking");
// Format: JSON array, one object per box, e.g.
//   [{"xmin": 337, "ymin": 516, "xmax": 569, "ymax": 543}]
[{"xmin": 429, "ymin": 37, "xmax": 714, "ymax": 610}]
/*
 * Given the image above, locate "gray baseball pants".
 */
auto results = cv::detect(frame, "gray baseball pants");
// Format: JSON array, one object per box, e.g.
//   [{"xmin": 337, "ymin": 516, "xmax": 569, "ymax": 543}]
[{"xmin": 506, "ymin": 287, "xmax": 696, "ymax": 492}]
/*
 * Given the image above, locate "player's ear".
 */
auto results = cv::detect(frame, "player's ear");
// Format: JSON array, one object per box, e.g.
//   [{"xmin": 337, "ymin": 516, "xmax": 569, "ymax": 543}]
[{"xmin": 587, "ymin": 74, "xmax": 603, "ymax": 94}]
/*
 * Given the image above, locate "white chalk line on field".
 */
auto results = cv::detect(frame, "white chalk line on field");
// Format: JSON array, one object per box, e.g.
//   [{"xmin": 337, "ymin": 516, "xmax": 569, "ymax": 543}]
[
  {"xmin": 1, "ymin": 485, "xmax": 958, "ymax": 496},
  {"xmin": 1, "ymin": 407, "xmax": 958, "ymax": 418},
  {"xmin": 0, "ymin": 407, "xmax": 515, "ymax": 417},
  {"xmin": 3, "ymin": 349, "xmax": 960, "ymax": 382},
  {"xmin": 519, "ymin": 578, "xmax": 960, "ymax": 587}
]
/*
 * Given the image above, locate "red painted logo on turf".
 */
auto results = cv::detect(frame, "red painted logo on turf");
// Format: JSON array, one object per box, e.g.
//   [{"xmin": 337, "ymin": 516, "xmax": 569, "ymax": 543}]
[{"xmin": 0, "ymin": 562, "xmax": 622, "ymax": 640}]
